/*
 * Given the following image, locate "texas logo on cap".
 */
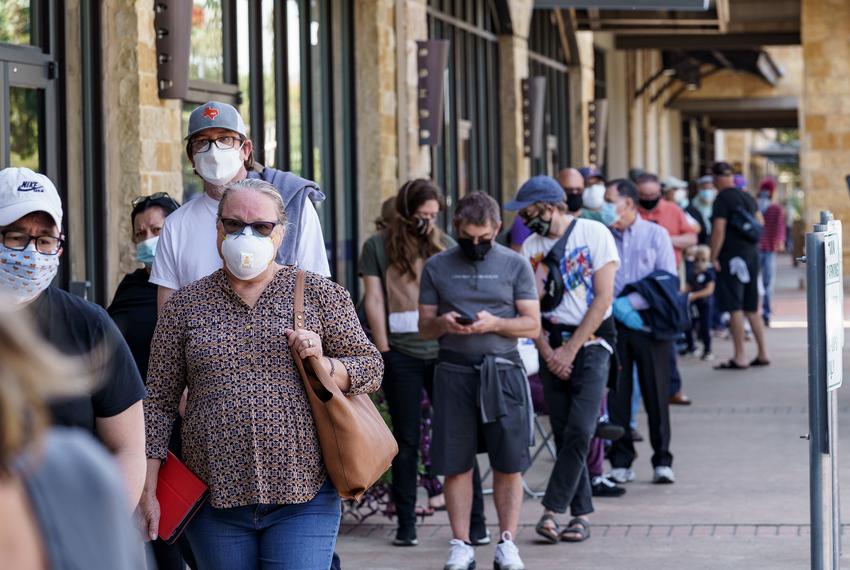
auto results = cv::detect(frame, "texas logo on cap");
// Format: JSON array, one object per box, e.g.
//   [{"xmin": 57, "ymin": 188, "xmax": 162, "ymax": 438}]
[{"xmin": 202, "ymin": 106, "xmax": 219, "ymax": 121}]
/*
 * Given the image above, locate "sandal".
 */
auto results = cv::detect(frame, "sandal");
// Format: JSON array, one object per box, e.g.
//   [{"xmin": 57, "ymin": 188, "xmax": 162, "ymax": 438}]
[
  {"xmin": 749, "ymin": 358, "xmax": 771, "ymax": 367},
  {"xmin": 561, "ymin": 517, "xmax": 590, "ymax": 543},
  {"xmin": 714, "ymin": 359, "xmax": 748, "ymax": 370},
  {"xmin": 535, "ymin": 514, "xmax": 561, "ymax": 544}
]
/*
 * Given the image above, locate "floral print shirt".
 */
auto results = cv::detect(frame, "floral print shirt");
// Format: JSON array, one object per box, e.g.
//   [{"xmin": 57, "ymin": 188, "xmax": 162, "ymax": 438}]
[{"xmin": 144, "ymin": 267, "xmax": 383, "ymax": 508}]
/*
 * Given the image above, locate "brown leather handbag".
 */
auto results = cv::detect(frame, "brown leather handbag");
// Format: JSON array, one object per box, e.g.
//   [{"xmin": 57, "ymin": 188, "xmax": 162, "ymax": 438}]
[{"xmin": 290, "ymin": 270, "xmax": 398, "ymax": 502}]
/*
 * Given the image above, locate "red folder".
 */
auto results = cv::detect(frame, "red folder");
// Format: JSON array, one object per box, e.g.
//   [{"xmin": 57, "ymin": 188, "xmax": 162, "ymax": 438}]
[{"xmin": 156, "ymin": 451, "xmax": 209, "ymax": 544}]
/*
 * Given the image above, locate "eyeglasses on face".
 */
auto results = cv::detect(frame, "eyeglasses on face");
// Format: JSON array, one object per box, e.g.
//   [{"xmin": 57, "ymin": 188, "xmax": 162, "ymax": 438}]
[
  {"xmin": 1, "ymin": 230, "xmax": 64, "ymax": 255},
  {"xmin": 131, "ymin": 192, "xmax": 180, "ymax": 210},
  {"xmin": 189, "ymin": 136, "xmax": 243, "ymax": 155},
  {"xmin": 219, "ymin": 218, "xmax": 279, "ymax": 237}
]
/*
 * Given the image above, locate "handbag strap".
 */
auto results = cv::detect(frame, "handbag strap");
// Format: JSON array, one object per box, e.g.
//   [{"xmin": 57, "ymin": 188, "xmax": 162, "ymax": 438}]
[{"xmin": 294, "ymin": 270, "xmax": 306, "ymax": 331}]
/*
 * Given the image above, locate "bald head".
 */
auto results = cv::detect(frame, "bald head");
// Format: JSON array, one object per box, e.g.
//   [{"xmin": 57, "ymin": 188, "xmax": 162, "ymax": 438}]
[{"xmin": 558, "ymin": 168, "xmax": 584, "ymax": 192}]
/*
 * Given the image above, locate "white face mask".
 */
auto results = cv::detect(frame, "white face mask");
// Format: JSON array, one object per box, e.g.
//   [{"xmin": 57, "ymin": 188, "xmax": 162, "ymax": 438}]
[
  {"xmin": 582, "ymin": 184, "xmax": 606, "ymax": 210},
  {"xmin": 193, "ymin": 145, "xmax": 244, "ymax": 186},
  {"xmin": 673, "ymin": 189, "xmax": 688, "ymax": 208},
  {"xmin": 220, "ymin": 226, "xmax": 276, "ymax": 280},
  {"xmin": 0, "ymin": 244, "xmax": 60, "ymax": 305}
]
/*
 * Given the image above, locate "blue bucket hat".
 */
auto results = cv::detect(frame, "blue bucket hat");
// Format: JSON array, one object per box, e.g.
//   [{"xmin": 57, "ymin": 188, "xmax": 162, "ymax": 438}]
[{"xmin": 505, "ymin": 175, "xmax": 566, "ymax": 211}]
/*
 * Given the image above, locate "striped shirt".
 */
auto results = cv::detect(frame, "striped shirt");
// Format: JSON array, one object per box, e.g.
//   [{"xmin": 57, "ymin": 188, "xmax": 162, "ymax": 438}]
[{"xmin": 759, "ymin": 204, "xmax": 786, "ymax": 252}]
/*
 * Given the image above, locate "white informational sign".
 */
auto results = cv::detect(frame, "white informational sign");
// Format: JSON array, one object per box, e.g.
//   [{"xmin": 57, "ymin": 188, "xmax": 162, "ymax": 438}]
[{"xmin": 824, "ymin": 222, "xmax": 843, "ymax": 391}]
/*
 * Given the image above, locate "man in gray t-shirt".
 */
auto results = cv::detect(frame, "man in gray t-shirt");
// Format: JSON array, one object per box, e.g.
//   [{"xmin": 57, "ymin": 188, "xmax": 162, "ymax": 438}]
[{"xmin": 419, "ymin": 192, "xmax": 540, "ymax": 570}]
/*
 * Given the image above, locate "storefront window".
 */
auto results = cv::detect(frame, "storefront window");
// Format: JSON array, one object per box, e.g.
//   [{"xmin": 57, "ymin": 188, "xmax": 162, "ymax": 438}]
[
  {"xmin": 236, "ymin": 0, "xmax": 250, "ymax": 138},
  {"xmin": 0, "ymin": 0, "xmax": 32, "ymax": 45},
  {"xmin": 262, "ymin": 0, "xmax": 276, "ymax": 168},
  {"xmin": 287, "ymin": 0, "xmax": 303, "ymax": 175},
  {"xmin": 9, "ymin": 87, "xmax": 42, "ymax": 171},
  {"xmin": 190, "ymin": 0, "xmax": 224, "ymax": 82}
]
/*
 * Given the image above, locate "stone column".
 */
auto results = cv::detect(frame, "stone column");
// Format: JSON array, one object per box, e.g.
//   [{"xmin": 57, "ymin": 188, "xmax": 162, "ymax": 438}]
[
  {"xmin": 568, "ymin": 31, "xmax": 595, "ymax": 169},
  {"xmin": 354, "ymin": 0, "xmax": 398, "ymax": 243},
  {"xmin": 102, "ymin": 0, "xmax": 183, "ymax": 299},
  {"xmin": 396, "ymin": 0, "xmax": 429, "ymax": 181},
  {"xmin": 498, "ymin": 0, "xmax": 533, "ymax": 203},
  {"xmin": 801, "ymin": 0, "xmax": 850, "ymax": 269}
]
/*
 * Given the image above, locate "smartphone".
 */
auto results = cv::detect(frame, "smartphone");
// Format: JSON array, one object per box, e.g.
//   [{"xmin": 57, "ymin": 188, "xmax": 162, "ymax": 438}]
[{"xmin": 456, "ymin": 313, "xmax": 477, "ymax": 326}]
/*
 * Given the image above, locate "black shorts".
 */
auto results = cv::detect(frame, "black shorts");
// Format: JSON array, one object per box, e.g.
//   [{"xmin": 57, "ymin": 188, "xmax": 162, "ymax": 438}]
[
  {"xmin": 431, "ymin": 362, "xmax": 531, "ymax": 476},
  {"xmin": 715, "ymin": 255, "xmax": 759, "ymax": 313}
]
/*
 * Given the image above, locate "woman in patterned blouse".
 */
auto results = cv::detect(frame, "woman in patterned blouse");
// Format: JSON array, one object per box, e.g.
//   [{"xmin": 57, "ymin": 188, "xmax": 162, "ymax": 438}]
[{"xmin": 138, "ymin": 179, "xmax": 383, "ymax": 570}]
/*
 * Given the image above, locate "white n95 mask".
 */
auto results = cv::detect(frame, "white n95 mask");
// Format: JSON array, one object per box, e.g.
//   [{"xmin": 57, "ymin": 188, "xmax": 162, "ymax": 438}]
[
  {"xmin": 221, "ymin": 226, "xmax": 276, "ymax": 280},
  {"xmin": 582, "ymin": 184, "xmax": 606, "ymax": 210},
  {"xmin": 193, "ymin": 145, "xmax": 244, "ymax": 186}
]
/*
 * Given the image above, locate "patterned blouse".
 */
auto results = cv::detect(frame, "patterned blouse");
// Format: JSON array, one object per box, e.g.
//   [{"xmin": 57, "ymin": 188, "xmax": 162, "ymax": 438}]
[{"xmin": 144, "ymin": 267, "xmax": 383, "ymax": 508}]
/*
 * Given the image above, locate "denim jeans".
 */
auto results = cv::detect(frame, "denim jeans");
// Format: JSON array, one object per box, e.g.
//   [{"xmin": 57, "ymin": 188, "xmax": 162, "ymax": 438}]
[
  {"xmin": 185, "ymin": 480, "xmax": 341, "ymax": 570},
  {"xmin": 381, "ymin": 349, "xmax": 435, "ymax": 530},
  {"xmin": 759, "ymin": 251, "xmax": 777, "ymax": 319},
  {"xmin": 540, "ymin": 345, "xmax": 610, "ymax": 516}
]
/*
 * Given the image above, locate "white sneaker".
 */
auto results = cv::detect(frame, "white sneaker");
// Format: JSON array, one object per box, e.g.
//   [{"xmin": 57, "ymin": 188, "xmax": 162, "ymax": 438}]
[
  {"xmin": 494, "ymin": 532, "xmax": 525, "ymax": 570},
  {"xmin": 653, "ymin": 466, "xmax": 676, "ymax": 484},
  {"xmin": 444, "ymin": 539, "xmax": 476, "ymax": 570},
  {"xmin": 607, "ymin": 468, "xmax": 635, "ymax": 484}
]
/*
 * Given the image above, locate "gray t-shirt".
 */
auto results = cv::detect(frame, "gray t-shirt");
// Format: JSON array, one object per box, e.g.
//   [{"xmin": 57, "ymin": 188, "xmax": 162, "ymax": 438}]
[
  {"xmin": 419, "ymin": 243, "xmax": 537, "ymax": 355},
  {"xmin": 20, "ymin": 428, "xmax": 144, "ymax": 570}
]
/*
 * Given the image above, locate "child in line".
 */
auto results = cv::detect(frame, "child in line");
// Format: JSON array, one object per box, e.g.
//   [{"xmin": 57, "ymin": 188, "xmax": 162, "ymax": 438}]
[{"xmin": 682, "ymin": 245, "xmax": 716, "ymax": 361}]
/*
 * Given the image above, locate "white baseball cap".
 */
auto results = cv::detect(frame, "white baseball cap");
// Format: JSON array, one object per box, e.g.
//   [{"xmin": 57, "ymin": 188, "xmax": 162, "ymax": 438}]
[{"xmin": 0, "ymin": 167, "xmax": 63, "ymax": 229}]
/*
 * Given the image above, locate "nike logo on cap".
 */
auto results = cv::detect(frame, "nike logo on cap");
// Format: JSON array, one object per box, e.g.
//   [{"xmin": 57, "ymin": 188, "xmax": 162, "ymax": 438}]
[{"xmin": 17, "ymin": 181, "xmax": 44, "ymax": 193}]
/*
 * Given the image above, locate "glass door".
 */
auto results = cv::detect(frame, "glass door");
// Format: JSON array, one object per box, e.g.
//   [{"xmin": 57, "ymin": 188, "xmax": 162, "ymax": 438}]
[{"xmin": 0, "ymin": 61, "xmax": 53, "ymax": 173}]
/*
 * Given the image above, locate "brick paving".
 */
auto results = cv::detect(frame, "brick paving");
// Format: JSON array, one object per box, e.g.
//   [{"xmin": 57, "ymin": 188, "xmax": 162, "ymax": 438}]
[{"xmin": 335, "ymin": 255, "xmax": 850, "ymax": 569}]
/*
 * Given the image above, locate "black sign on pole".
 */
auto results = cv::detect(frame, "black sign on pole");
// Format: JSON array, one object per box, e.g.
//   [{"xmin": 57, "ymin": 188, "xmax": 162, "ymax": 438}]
[
  {"xmin": 417, "ymin": 40, "xmax": 450, "ymax": 146},
  {"xmin": 522, "ymin": 76, "xmax": 546, "ymax": 159},
  {"xmin": 155, "ymin": 0, "xmax": 192, "ymax": 100}
]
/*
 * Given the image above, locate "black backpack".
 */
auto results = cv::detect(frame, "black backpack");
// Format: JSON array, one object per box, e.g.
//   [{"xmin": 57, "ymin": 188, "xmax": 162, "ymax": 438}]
[
  {"xmin": 729, "ymin": 205, "xmax": 763, "ymax": 244},
  {"xmin": 536, "ymin": 220, "xmax": 578, "ymax": 312}
]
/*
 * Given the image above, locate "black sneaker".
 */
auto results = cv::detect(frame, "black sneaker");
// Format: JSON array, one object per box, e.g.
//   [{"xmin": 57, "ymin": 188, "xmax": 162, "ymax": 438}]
[
  {"xmin": 591, "ymin": 475, "xmax": 626, "ymax": 497},
  {"xmin": 470, "ymin": 528, "xmax": 491, "ymax": 546},
  {"xmin": 393, "ymin": 525, "xmax": 418, "ymax": 546},
  {"xmin": 594, "ymin": 421, "xmax": 626, "ymax": 441}
]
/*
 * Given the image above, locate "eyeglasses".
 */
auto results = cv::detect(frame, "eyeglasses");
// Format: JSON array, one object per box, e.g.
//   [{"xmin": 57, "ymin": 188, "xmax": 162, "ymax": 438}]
[
  {"xmin": 189, "ymin": 136, "xmax": 244, "ymax": 155},
  {"xmin": 1, "ymin": 230, "xmax": 64, "ymax": 255},
  {"xmin": 132, "ymin": 192, "xmax": 180, "ymax": 210},
  {"xmin": 219, "ymin": 218, "xmax": 279, "ymax": 237}
]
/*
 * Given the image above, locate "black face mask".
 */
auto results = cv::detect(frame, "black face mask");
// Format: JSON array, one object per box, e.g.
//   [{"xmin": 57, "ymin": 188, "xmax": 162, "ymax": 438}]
[
  {"xmin": 457, "ymin": 238, "xmax": 492, "ymax": 262},
  {"xmin": 526, "ymin": 215, "xmax": 552, "ymax": 236},
  {"xmin": 639, "ymin": 197, "xmax": 661, "ymax": 211},
  {"xmin": 413, "ymin": 216, "xmax": 431, "ymax": 236},
  {"xmin": 566, "ymin": 193, "xmax": 584, "ymax": 213}
]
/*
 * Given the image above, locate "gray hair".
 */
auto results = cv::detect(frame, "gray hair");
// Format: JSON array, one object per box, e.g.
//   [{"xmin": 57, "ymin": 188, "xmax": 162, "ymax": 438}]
[
  {"xmin": 217, "ymin": 178, "xmax": 287, "ymax": 225},
  {"xmin": 453, "ymin": 191, "xmax": 501, "ymax": 228}
]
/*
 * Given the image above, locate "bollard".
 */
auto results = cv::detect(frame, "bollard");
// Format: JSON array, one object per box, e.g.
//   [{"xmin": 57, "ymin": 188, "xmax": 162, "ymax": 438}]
[{"xmin": 806, "ymin": 211, "xmax": 843, "ymax": 570}]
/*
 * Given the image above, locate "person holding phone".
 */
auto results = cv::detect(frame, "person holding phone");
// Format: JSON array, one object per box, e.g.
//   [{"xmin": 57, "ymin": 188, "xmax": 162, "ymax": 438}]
[{"xmin": 419, "ymin": 192, "xmax": 541, "ymax": 570}]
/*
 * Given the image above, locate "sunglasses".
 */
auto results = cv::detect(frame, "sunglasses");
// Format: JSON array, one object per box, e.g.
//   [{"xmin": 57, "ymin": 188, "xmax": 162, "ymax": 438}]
[
  {"xmin": 132, "ymin": 192, "xmax": 180, "ymax": 210},
  {"xmin": 219, "ymin": 218, "xmax": 279, "ymax": 237}
]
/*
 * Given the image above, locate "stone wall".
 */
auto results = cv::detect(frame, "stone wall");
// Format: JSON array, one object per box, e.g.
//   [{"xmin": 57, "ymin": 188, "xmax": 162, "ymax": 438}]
[
  {"xmin": 800, "ymin": 0, "xmax": 850, "ymax": 269},
  {"xmin": 102, "ymin": 0, "xmax": 183, "ymax": 299},
  {"xmin": 354, "ymin": 0, "xmax": 398, "ymax": 245}
]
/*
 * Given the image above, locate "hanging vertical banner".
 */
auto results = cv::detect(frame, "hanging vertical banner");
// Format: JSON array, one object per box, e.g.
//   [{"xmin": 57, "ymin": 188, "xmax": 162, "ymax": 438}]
[
  {"xmin": 154, "ymin": 0, "xmax": 192, "ymax": 99},
  {"xmin": 417, "ymin": 40, "xmax": 450, "ymax": 146},
  {"xmin": 522, "ymin": 76, "xmax": 547, "ymax": 159},
  {"xmin": 588, "ymin": 99, "xmax": 609, "ymax": 168}
]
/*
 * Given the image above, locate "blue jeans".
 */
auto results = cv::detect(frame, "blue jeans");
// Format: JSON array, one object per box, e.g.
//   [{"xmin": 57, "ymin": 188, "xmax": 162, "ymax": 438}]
[
  {"xmin": 759, "ymin": 251, "xmax": 777, "ymax": 319},
  {"xmin": 185, "ymin": 480, "xmax": 341, "ymax": 570}
]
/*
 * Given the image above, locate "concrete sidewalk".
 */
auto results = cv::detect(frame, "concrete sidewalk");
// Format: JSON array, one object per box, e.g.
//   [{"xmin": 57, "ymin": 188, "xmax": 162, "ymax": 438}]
[{"xmin": 336, "ymin": 254, "xmax": 850, "ymax": 569}]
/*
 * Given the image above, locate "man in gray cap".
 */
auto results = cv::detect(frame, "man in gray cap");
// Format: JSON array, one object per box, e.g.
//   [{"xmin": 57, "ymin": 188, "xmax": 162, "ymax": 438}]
[{"xmin": 151, "ymin": 101, "xmax": 330, "ymax": 308}]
